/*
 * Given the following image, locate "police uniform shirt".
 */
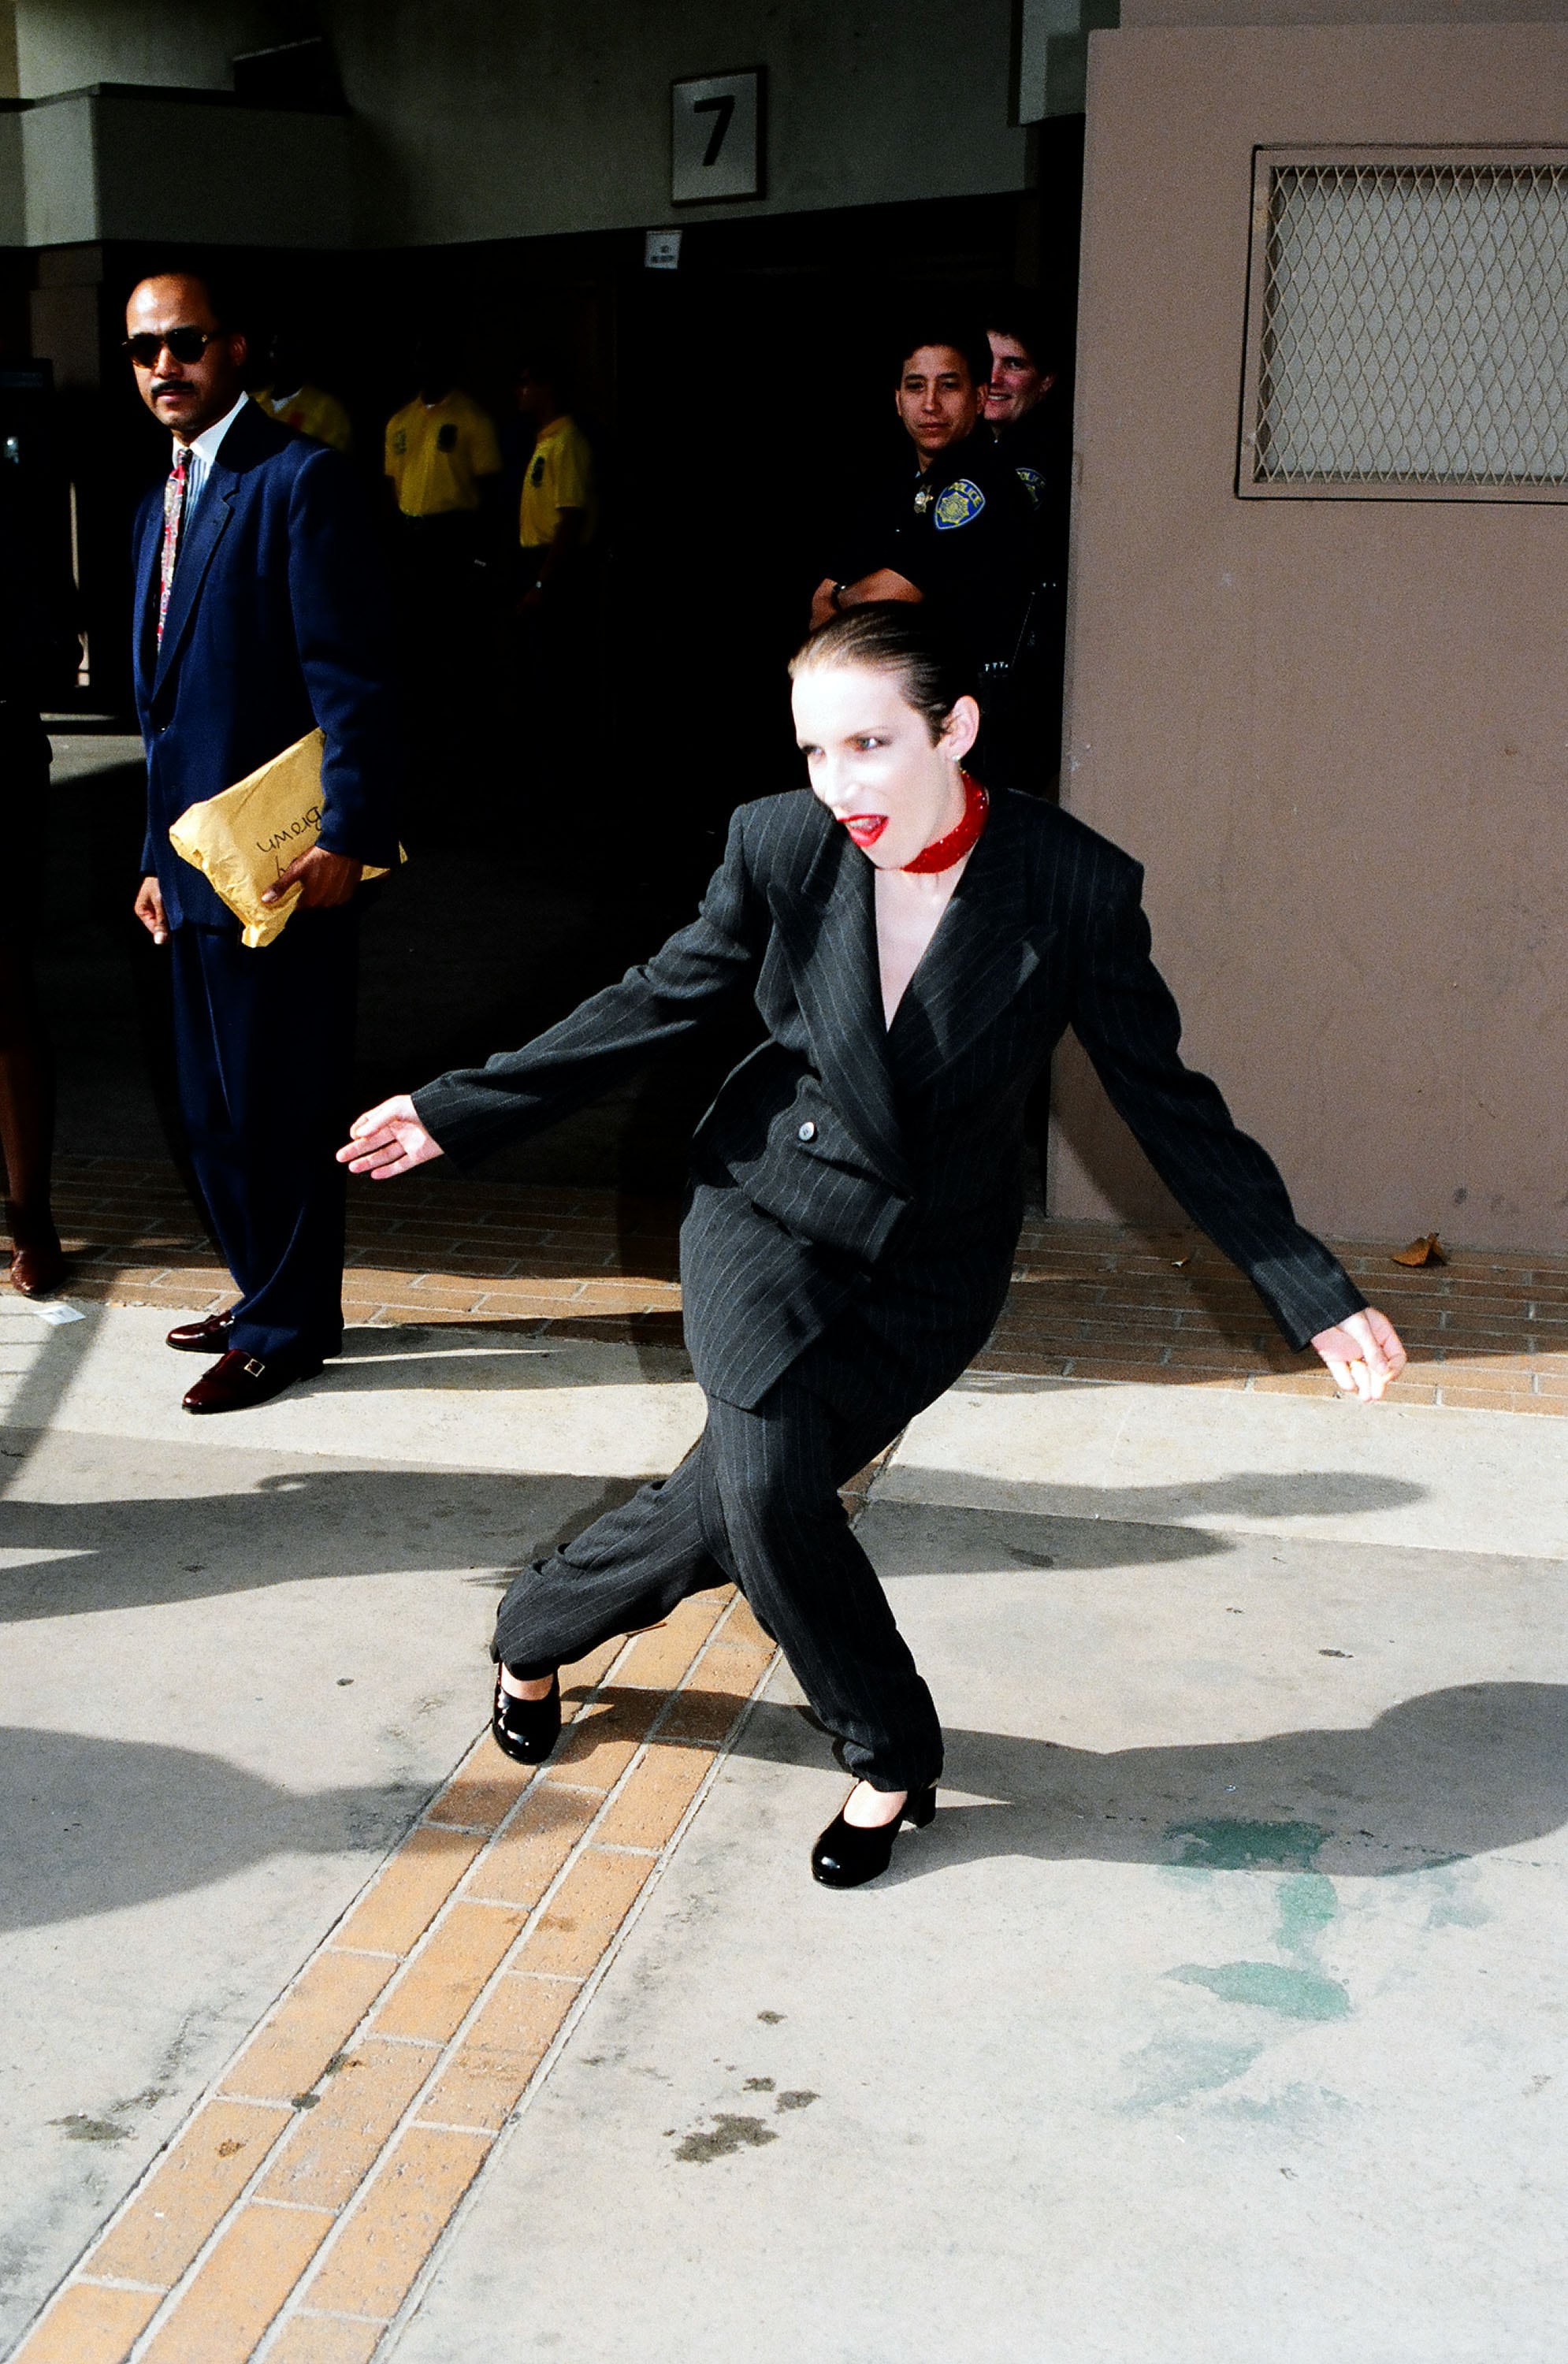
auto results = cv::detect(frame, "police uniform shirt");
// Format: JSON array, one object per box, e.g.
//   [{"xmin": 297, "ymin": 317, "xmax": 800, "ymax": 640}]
[
  {"xmin": 255, "ymin": 382, "xmax": 354, "ymax": 454},
  {"xmin": 385, "ymin": 390, "xmax": 503, "ymax": 519},
  {"xmin": 518, "ymin": 413, "xmax": 598, "ymax": 550},
  {"xmin": 994, "ymin": 400, "xmax": 1054, "ymax": 515},
  {"xmin": 883, "ymin": 429, "xmax": 1035, "ymax": 666},
  {"xmin": 994, "ymin": 400, "xmax": 1069, "ymax": 592}
]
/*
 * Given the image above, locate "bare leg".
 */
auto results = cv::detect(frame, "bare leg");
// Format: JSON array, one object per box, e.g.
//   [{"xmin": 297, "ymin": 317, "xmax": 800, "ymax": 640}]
[{"xmin": 499, "ymin": 1667, "xmax": 554, "ymax": 1701}]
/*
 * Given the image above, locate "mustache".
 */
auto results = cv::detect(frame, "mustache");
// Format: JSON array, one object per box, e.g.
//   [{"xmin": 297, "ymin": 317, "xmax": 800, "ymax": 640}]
[{"xmin": 150, "ymin": 378, "xmax": 191, "ymax": 397}]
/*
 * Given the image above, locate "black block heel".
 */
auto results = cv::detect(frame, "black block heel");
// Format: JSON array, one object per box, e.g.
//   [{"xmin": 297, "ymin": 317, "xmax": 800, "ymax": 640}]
[
  {"xmin": 810, "ymin": 1784, "xmax": 937, "ymax": 1890},
  {"xmin": 491, "ymin": 1670, "xmax": 562, "ymax": 1766}
]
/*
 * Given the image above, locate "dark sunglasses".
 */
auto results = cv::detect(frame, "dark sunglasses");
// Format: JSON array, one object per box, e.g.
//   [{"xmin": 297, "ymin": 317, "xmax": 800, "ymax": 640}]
[{"xmin": 123, "ymin": 327, "xmax": 221, "ymax": 368}]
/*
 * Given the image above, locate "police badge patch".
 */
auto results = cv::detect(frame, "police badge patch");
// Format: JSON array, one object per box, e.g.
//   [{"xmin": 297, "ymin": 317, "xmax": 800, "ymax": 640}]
[{"xmin": 933, "ymin": 478, "xmax": 985, "ymax": 531}]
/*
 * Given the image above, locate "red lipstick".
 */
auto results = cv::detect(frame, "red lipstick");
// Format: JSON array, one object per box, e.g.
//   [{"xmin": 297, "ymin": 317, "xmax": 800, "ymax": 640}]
[{"xmin": 843, "ymin": 814, "xmax": 888, "ymax": 848}]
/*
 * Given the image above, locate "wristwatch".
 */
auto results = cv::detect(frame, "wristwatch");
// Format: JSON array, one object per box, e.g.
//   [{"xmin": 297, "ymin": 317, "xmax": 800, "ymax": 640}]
[{"xmin": 830, "ymin": 582, "xmax": 850, "ymax": 612}]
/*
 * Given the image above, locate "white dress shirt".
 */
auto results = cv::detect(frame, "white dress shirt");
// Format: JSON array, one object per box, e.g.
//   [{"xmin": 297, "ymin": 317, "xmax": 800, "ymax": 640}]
[{"xmin": 179, "ymin": 390, "xmax": 252, "ymax": 518}]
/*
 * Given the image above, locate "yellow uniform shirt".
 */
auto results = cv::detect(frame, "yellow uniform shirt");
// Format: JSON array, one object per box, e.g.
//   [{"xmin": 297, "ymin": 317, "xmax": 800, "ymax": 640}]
[
  {"xmin": 385, "ymin": 391, "xmax": 503, "ymax": 519},
  {"xmin": 518, "ymin": 413, "xmax": 597, "ymax": 550},
  {"xmin": 255, "ymin": 382, "xmax": 354, "ymax": 454}
]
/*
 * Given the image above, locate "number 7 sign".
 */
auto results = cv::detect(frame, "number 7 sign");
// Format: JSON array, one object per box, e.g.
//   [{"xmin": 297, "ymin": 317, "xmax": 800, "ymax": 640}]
[{"xmin": 671, "ymin": 69, "xmax": 764, "ymax": 204}]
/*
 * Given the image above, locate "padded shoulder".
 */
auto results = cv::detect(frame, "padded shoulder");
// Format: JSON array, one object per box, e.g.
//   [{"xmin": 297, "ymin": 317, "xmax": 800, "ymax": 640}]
[
  {"xmin": 731, "ymin": 787, "xmax": 838, "ymax": 878},
  {"xmin": 1001, "ymin": 790, "xmax": 1145, "ymax": 901}
]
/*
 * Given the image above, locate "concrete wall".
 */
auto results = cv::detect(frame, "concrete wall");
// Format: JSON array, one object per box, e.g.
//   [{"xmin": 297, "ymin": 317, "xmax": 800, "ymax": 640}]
[
  {"xmin": 330, "ymin": 0, "xmax": 1030, "ymax": 246},
  {"xmin": 1053, "ymin": 22, "xmax": 1568, "ymax": 1252},
  {"xmin": 14, "ymin": 87, "xmax": 351, "ymax": 246},
  {"xmin": 8, "ymin": 0, "xmax": 1064, "ymax": 247},
  {"xmin": 14, "ymin": 0, "xmax": 270, "ymax": 95},
  {"xmin": 0, "ymin": 111, "xmax": 21, "ymax": 241}
]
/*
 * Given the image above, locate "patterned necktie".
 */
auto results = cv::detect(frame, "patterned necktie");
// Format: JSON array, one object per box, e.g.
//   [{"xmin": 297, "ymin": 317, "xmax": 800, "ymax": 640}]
[{"xmin": 157, "ymin": 445, "xmax": 189, "ymax": 645}]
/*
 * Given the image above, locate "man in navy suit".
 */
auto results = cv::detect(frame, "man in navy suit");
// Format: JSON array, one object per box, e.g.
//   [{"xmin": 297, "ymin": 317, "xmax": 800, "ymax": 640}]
[{"xmin": 126, "ymin": 269, "xmax": 399, "ymax": 1412}]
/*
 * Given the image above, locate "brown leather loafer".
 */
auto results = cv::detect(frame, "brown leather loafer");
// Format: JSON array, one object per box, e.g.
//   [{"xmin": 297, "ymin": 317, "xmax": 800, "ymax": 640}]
[
  {"xmin": 167, "ymin": 1311, "xmax": 236, "ymax": 1353},
  {"xmin": 9, "ymin": 1240, "xmax": 67, "ymax": 1298},
  {"xmin": 182, "ymin": 1347, "xmax": 324, "ymax": 1415}
]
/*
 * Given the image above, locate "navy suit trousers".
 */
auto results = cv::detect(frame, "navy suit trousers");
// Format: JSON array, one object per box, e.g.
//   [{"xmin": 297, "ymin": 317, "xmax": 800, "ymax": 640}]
[{"xmin": 169, "ymin": 912, "xmax": 357, "ymax": 1362}]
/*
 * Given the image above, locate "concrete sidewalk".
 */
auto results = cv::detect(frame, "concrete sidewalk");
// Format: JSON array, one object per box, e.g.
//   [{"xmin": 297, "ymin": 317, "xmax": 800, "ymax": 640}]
[
  {"xmin": 0, "ymin": 1299, "xmax": 704, "ymax": 2358},
  {"xmin": 5, "ymin": 1288, "xmax": 1566, "ymax": 2362},
  {"xmin": 388, "ymin": 1381, "xmax": 1568, "ymax": 2364}
]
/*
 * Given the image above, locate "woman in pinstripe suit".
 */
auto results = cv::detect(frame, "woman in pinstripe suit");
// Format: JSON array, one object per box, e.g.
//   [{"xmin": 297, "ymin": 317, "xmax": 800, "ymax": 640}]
[{"xmin": 341, "ymin": 608, "xmax": 1406, "ymax": 1889}]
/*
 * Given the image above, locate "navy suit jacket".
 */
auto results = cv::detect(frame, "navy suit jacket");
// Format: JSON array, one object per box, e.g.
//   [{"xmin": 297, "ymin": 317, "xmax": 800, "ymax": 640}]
[
  {"xmin": 413, "ymin": 788, "xmax": 1366, "ymax": 1409},
  {"xmin": 132, "ymin": 400, "xmax": 400, "ymax": 931}
]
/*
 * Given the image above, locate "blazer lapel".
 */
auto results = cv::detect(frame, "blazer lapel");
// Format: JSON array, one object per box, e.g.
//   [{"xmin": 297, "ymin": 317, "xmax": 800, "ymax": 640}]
[
  {"xmin": 889, "ymin": 794, "xmax": 1057, "ymax": 1089},
  {"xmin": 768, "ymin": 831, "xmax": 910, "ymax": 1194},
  {"xmin": 152, "ymin": 468, "xmax": 236, "ymax": 697}
]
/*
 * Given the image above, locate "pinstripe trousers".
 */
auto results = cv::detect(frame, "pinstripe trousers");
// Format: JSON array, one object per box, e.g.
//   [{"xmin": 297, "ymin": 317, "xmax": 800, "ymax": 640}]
[{"xmin": 493, "ymin": 1371, "xmax": 945, "ymax": 1792}]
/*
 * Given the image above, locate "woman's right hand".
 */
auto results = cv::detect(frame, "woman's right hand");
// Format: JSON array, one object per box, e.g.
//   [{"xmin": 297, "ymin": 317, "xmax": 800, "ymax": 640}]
[{"xmin": 336, "ymin": 1094, "xmax": 444, "ymax": 1179}]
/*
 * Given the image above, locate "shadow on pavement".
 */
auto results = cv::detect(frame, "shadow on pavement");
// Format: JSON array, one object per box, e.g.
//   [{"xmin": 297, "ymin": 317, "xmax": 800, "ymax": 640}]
[
  {"xmin": 0, "ymin": 1466, "xmax": 642, "ymax": 1621},
  {"xmin": 742, "ymin": 1680, "xmax": 1568, "ymax": 1883},
  {"xmin": 0, "ymin": 1464, "xmax": 1427, "ymax": 1625},
  {"xmin": 7, "ymin": 1680, "xmax": 1566, "ymax": 1932}
]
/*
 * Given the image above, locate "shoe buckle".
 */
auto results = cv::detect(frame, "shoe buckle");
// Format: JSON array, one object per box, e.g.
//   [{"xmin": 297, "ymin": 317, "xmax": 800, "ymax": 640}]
[{"xmin": 243, "ymin": 1355, "xmax": 266, "ymax": 1377}]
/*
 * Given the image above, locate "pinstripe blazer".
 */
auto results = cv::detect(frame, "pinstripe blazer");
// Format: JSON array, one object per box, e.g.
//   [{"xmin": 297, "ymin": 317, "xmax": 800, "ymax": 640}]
[{"xmin": 412, "ymin": 788, "xmax": 1365, "ymax": 1410}]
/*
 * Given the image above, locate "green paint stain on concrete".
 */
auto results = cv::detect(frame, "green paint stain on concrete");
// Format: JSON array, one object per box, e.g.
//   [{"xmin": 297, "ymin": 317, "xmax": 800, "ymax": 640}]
[
  {"xmin": 1164, "ymin": 1821, "xmax": 1353, "ymax": 2031},
  {"xmin": 1277, "ymin": 1872, "xmax": 1337, "ymax": 1946},
  {"xmin": 1167, "ymin": 1818, "xmax": 1329, "ymax": 1871},
  {"xmin": 1171, "ymin": 1960, "xmax": 1351, "ymax": 2020},
  {"xmin": 1120, "ymin": 2037, "xmax": 1272, "ymax": 2113},
  {"xmin": 1421, "ymin": 1867, "xmax": 1492, "ymax": 1930}
]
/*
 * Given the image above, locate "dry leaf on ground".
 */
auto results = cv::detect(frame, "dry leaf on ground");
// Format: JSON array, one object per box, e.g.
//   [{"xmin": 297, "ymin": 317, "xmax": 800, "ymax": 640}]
[{"xmin": 1392, "ymin": 1232, "xmax": 1448, "ymax": 1268}]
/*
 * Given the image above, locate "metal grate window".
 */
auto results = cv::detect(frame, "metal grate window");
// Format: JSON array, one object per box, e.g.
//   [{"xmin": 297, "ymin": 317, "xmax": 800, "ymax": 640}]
[{"xmin": 1239, "ymin": 150, "xmax": 1568, "ymax": 501}]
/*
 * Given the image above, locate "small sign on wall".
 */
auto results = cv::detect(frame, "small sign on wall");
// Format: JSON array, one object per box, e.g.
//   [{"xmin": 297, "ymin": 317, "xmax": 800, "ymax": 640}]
[{"xmin": 671, "ymin": 69, "xmax": 764, "ymax": 205}]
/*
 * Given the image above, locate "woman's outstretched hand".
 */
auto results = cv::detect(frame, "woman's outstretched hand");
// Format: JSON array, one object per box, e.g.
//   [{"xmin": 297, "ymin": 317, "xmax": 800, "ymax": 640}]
[
  {"xmin": 337, "ymin": 1094, "xmax": 444, "ymax": 1179},
  {"xmin": 1310, "ymin": 1307, "xmax": 1406, "ymax": 1403}
]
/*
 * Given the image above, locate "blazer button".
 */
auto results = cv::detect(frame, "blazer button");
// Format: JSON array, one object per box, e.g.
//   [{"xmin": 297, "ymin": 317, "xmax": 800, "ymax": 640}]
[{"xmin": 797, "ymin": 1121, "xmax": 816, "ymax": 1143}]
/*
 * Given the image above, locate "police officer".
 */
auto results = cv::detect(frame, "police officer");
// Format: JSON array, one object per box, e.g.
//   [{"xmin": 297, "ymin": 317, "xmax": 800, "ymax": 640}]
[
  {"xmin": 984, "ymin": 308, "xmax": 1061, "ymax": 515},
  {"xmin": 810, "ymin": 323, "xmax": 1034, "ymax": 783},
  {"xmin": 984, "ymin": 306, "xmax": 1071, "ymax": 791}
]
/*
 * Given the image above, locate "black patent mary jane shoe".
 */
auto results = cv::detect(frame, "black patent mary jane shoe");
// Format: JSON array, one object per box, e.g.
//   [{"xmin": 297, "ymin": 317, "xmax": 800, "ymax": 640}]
[
  {"xmin": 811, "ymin": 1785, "xmax": 937, "ymax": 1890},
  {"xmin": 490, "ymin": 1670, "xmax": 562, "ymax": 1767}
]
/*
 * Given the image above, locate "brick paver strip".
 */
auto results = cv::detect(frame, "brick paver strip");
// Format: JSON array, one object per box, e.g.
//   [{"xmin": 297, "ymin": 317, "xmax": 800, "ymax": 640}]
[
  {"xmin": 262, "ymin": 2315, "xmax": 385, "ymax": 2364},
  {"xmin": 416, "ymin": 1972, "xmax": 582, "ymax": 2134},
  {"xmin": 300, "ymin": 2126, "xmax": 492, "ymax": 2323},
  {"xmin": 366, "ymin": 1900, "xmax": 529, "ymax": 2044},
  {"xmin": 513, "ymin": 1845, "xmax": 660, "ymax": 1981},
  {"xmin": 15, "ymin": 1589, "xmax": 767, "ymax": 2362},
  {"xmin": 139, "ymin": 2201, "xmax": 336, "ymax": 2362},
  {"xmin": 217, "ymin": 1950, "xmax": 401, "ymax": 2107},
  {"xmin": 88, "ymin": 2099, "xmax": 295, "ymax": 2288},
  {"xmin": 9, "ymin": 2282, "xmax": 162, "ymax": 2364},
  {"xmin": 255, "ymin": 2042, "xmax": 441, "ymax": 2213},
  {"xmin": 329, "ymin": 1825, "xmax": 488, "ymax": 1958},
  {"xmin": 39, "ymin": 1154, "xmax": 1568, "ymax": 1409}
]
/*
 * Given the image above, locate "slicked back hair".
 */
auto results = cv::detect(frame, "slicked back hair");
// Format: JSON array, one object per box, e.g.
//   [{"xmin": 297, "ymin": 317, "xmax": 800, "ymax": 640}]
[{"xmin": 789, "ymin": 605, "xmax": 979, "ymax": 746}]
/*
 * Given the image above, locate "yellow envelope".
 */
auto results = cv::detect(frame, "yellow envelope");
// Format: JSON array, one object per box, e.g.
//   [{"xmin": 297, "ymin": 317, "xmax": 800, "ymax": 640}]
[{"xmin": 168, "ymin": 729, "xmax": 396, "ymax": 948}]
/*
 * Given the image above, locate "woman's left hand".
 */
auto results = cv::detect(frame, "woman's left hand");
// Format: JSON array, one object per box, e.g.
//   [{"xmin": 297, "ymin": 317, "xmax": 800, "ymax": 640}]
[{"xmin": 1310, "ymin": 1307, "xmax": 1406, "ymax": 1402}]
